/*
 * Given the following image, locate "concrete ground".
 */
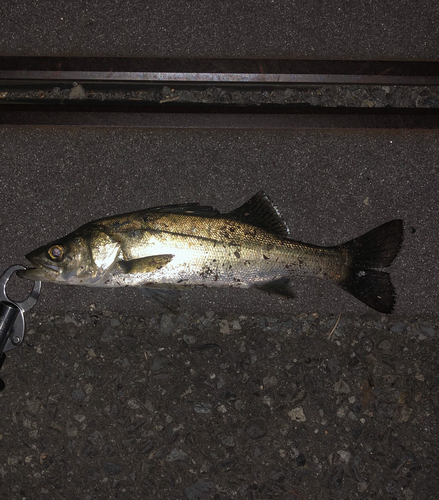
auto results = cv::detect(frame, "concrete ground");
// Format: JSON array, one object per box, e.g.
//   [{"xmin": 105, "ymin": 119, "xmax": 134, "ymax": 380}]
[{"xmin": 0, "ymin": 309, "xmax": 438, "ymax": 499}]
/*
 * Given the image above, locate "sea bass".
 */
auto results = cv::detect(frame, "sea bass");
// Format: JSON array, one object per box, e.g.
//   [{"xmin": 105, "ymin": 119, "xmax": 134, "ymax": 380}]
[{"xmin": 18, "ymin": 192, "xmax": 403, "ymax": 313}]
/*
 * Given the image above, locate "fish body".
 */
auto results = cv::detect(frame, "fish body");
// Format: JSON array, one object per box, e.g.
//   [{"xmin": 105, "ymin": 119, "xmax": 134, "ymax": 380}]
[{"xmin": 18, "ymin": 192, "xmax": 403, "ymax": 313}]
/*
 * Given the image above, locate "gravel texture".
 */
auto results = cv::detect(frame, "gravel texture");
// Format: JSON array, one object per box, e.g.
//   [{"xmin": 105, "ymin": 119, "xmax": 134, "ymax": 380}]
[
  {"xmin": 1, "ymin": 309, "xmax": 438, "ymax": 499},
  {"xmin": 0, "ymin": 1, "xmax": 438, "ymax": 60},
  {"xmin": 2, "ymin": 84, "xmax": 439, "ymax": 109}
]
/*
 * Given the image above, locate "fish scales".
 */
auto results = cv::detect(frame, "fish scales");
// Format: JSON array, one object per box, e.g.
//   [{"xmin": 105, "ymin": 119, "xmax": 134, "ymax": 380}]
[
  {"xmin": 97, "ymin": 212, "xmax": 344, "ymax": 288},
  {"xmin": 18, "ymin": 191, "xmax": 403, "ymax": 313}
]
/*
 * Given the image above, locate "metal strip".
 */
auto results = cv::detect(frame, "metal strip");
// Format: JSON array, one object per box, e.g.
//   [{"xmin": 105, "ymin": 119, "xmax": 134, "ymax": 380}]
[{"xmin": 1, "ymin": 71, "xmax": 439, "ymax": 85}]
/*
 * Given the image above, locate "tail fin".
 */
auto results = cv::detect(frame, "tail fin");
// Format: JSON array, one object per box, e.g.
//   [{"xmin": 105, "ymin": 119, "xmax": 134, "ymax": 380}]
[{"xmin": 338, "ymin": 220, "xmax": 403, "ymax": 313}]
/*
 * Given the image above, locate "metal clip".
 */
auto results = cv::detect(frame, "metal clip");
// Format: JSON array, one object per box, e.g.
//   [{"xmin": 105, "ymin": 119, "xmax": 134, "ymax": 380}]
[{"xmin": 0, "ymin": 264, "xmax": 41, "ymax": 353}]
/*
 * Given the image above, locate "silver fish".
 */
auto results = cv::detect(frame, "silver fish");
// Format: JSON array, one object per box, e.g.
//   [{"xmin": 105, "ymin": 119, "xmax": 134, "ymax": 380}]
[{"xmin": 18, "ymin": 191, "xmax": 403, "ymax": 313}]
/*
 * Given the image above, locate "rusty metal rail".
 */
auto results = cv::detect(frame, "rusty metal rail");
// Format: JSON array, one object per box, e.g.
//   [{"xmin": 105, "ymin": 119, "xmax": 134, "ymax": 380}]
[
  {"xmin": 1, "ymin": 57, "xmax": 438, "ymax": 128},
  {"xmin": 1, "ymin": 57, "xmax": 439, "ymax": 85}
]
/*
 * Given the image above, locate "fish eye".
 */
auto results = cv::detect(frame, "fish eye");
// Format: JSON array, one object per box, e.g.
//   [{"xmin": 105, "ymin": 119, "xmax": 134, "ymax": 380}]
[{"xmin": 48, "ymin": 245, "xmax": 66, "ymax": 261}]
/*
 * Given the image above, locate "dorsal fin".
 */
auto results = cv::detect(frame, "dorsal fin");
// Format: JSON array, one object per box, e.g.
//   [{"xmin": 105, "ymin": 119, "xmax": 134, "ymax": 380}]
[
  {"xmin": 141, "ymin": 203, "xmax": 221, "ymax": 218},
  {"xmin": 227, "ymin": 191, "xmax": 290, "ymax": 237}
]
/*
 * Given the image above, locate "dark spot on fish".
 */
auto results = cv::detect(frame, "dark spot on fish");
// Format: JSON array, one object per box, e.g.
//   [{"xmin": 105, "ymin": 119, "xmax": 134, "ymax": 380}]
[
  {"xmin": 212, "ymin": 259, "xmax": 217, "ymax": 263},
  {"xmin": 410, "ymin": 227, "xmax": 416, "ymax": 234},
  {"xmin": 200, "ymin": 266, "xmax": 215, "ymax": 279},
  {"xmin": 234, "ymin": 250, "xmax": 240, "ymax": 259},
  {"xmin": 285, "ymin": 264, "xmax": 290, "ymax": 269},
  {"xmin": 111, "ymin": 220, "xmax": 132, "ymax": 230},
  {"xmin": 298, "ymin": 259, "xmax": 303, "ymax": 265},
  {"xmin": 177, "ymin": 279, "xmax": 187, "ymax": 283},
  {"xmin": 263, "ymin": 254, "xmax": 269, "ymax": 260},
  {"xmin": 214, "ymin": 274, "xmax": 219, "ymax": 281}
]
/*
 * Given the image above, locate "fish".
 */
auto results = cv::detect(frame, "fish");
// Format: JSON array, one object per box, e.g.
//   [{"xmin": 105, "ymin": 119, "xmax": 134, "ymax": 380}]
[{"xmin": 17, "ymin": 191, "xmax": 403, "ymax": 313}]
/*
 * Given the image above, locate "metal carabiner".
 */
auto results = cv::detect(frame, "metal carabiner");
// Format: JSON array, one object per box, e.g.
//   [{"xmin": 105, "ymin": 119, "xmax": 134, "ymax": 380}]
[{"xmin": 0, "ymin": 264, "xmax": 41, "ymax": 352}]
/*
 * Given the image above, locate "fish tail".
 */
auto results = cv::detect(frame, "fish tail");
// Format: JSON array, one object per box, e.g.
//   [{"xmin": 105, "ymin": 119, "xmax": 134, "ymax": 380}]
[{"xmin": 337, "ymin": 219, "xmax": 404, "ymax": 313}]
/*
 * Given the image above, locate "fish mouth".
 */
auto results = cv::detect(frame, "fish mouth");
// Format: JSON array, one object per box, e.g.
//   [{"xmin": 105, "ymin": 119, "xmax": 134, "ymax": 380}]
[{"xmin": 17, "ymin": 254, "xmax": 61, "ymax": 282}]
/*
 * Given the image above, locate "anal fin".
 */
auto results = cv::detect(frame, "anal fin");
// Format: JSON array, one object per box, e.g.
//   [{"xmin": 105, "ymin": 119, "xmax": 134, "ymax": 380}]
[
  {"xmin": 119, "ymin": 254, "xmax": 174, "ymax": 274},
  {"xmin": 139, "ymin": 288, "xmax": 180, "ymax": 312},
  {"xmin": 253, "ymin": 277, "xmax": 295, "ymax": 299}
]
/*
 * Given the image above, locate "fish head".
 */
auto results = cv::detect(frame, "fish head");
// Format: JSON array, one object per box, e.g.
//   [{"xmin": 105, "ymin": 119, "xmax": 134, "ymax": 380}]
[{"xmin": 18, "ymin": 227, "xmax": 120, "ymax": 286}]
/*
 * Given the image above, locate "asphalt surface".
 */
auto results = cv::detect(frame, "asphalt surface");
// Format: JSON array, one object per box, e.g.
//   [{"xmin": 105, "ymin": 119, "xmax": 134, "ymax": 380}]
[
  {"xmin": 0, "ymin": 126, "xmax": 437, "ymax": 316},
  {"xmin": 1, "ymin": 309, "xmax": 438, "ymax": 499},
  {"xmin": 0, "ymin": 1, "xmax": 438, "ymax": 60},
  {"xmin": 0, "ymin": 119, "xmax": 438, "ymax": 500},
  {"xmin": 1, "ymin": 11, "xmax": 439, "ymax": 494}
]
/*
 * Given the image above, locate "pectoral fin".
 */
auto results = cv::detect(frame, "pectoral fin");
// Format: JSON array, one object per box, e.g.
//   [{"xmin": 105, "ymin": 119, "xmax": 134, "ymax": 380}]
[
  {"xmin": 253, "ymin": 277, "xmax": 295, "ymax": 299},
  {"xmin": 118, "ymin": 254, "xmax": 174, "ymax": 274}
]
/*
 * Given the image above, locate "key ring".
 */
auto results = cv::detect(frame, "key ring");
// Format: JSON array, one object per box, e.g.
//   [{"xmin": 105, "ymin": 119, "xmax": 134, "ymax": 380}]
[
  {"xmin": 0, "ymin": 264, "xmax": 41, "ymax": 352},
  {"xmin": 0, "ymin": 264, "xmax": 41, "ymax": 391}
]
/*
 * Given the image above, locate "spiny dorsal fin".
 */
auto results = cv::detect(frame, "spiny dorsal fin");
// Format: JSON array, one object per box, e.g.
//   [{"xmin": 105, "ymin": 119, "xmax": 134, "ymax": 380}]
[{"xmin": 227, "ymin": 191, "xmax": 290, "ymax": 237}]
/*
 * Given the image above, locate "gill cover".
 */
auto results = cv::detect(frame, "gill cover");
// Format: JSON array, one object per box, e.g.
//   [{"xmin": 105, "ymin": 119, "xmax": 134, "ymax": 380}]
[{"xmin": 90, "ymin": 232, "xmax": 120, "ymax": 271}]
